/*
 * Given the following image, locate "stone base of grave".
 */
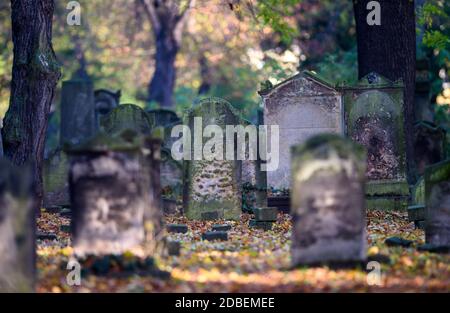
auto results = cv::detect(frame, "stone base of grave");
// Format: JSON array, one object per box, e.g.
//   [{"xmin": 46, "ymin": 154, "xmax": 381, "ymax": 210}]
[
  {"xmin": 267, "ymin": 196, "xmax": 290, "ymax": 213},
  {"xmin": 366, "ymin": 180, "xmax": 410, "ymax": 211}
]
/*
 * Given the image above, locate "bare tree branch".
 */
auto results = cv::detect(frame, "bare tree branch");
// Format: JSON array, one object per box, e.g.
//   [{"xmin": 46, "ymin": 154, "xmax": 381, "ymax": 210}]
[
  {"xmin": 139, "ymin": 0, "xmax": 161, "ymax": 34},
  {"xmin": 174, "ymin": 0, "xmax": 196, "ymax": 45}
]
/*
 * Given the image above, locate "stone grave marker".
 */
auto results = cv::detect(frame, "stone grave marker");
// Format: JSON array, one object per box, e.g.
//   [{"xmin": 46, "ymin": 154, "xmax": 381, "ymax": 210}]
[
  {"xmin": 0, "ymin": 158, "xmax": 34, "ymax": 292},
  {"xmin": 67, "ymin": 131, "xmax": 152, "ymax": 256},
  {"xmin": 43, "ymin": 149, "xmax": 70, "ymax": 208},
  {"xmin": 342, "ymin": 72, "xmax": 409, "ymax": 211},
  {"xmin": 415, "ymin": 58, "xmax": 434, "ymax": 122},
  {"xmin": 100, "ymin": 103, "xmax": 155, "ymax": 135},
  {"xmin": 147, "ymin": 108, "xmax": 181, "ymax": 128},
  {"xmin": 94, "ymin": 89, "xmax": 121, "ymax": 128},
  {"xmin": 60, "ymin": 79, "xmax": 97, "ymax": 146},
  {"xmin": 259, "ymin": 71, "xmax": 343, "ymax": 191},
  {"xmin": 414, "ymin": 121, "xmax": 446, "ymax": 177},
  {"xmin": 424, "ymin": 160, "xmax": 450, "ymax": 248},
  {"xmin": 183, "ymin": 97, "xmax": 242, "ymax": 220},
  {"xmin": 291, "ymin": 134, "xmax": 367, "ymax": 266}
]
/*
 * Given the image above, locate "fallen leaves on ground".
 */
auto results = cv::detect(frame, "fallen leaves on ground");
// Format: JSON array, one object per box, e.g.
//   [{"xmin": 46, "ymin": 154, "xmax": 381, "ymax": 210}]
[{"xmin": 36, "ymin": 210, "xmax": 450, "ymax": 293}]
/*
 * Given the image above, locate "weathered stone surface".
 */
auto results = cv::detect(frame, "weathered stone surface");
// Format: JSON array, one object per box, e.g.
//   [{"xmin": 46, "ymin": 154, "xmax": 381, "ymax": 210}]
[
  {"xmin": 201, "ymin": 211, "xmax": 221, "ymax": 221},
  {"xmin": 0, "ymin": 158, "xmax": 34, "ymax": 292},
  {"xmin": 162, "ymin": 197, "xmax": 178, "ymax": 214},
  {"xmin": 413, "ymin": 121, "xmax": 446, "ymax": 177},
  {"xmin": 161, "ymin": 149, "xmax": 183, "ymax": 201},
  {"xmin": 343, "ymin": 73, "xmax": 409, "ymax": 210},
  {"xmin": 424, "ymin": 160, "xmax": 450, "ymax": 247},
  {"xmin": 67, "ymin": 132, "xmax": 150, "ymax": 256},
  {"xmin": 183, "ymin": 98, "xmax": 242, "ymax": 220},
  {"xmin": 167, "ymin": 224, "xmax": 188, "ymax": 234},
  {"xmin": 43, "ymin": 149, "xmax": 70, "ymax": 208},
  {"xmin": 212, "ymin": 224, "xmax": 232, "ymax": 232},
  {"xmin": 100, "ymin": 104, "xmax": 154, "ymax": 135},
  {"xmin": 167, "ymin": 240, "xmax": 181, "ymax": 256},
  {"xmin": 94, "ymin": 89, "xmax": 121, "ymax": 128},
  {"xmin": 60, "ymin": 79, "xmax": 97, "ymax": 146},
  {"xmin": 291, "ymin": 134, "xmax": 367, "ymax": 266},
  {"xmin": 147, "ymin": 108, "xmax": 181, "ymax": 128},
  {"xmin": 407, "ymin": 204, "xmax": 426, "ymax": 222},
  {"xmin": 260, "ymin": 71, "xmax": 343, "ymax": 190},
  {"xmin": 249, "ymin": 220, "xmax": 273, "ymax": 231},
  {"xmin": 253, "ymin": 207, "xmax": 278, "ymax": 222},
  {"xmin": 414, "ymin": 58, "xmax": 434, "ymax": 122},
  {"xmin": 202, "ymin": 231, "xmax": 228, "ymax": 241},
  {"xmin": 385, "ymin": 237, "xmax": 413, "ymax": 248}
]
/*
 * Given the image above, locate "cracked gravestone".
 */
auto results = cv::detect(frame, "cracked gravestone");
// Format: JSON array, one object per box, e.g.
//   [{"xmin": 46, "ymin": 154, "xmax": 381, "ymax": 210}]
[
  {"xmin": 0, "ymin": 158, "xmax": 34, "ymax": 292},
  {"xmin": 67, "ymin": 131, "xmax": 151, "ymax": 256},
  {"xmin": 259, "ymin": 71, "xmax": 343, "ymax": 191},
  {"xmin": 424, "ymin": 160, "xmax": 450, "ymax": 248},
  {"xmin": 183, "ymin": 97, "xmax": 243, "ymax": 220},
  {"xmin": 343, "ymin": 72, "xmax": 409, "ymax": 211},
  {"xmin": 291, "ymin": 134, "xmax": 367, "ymax": 267}
]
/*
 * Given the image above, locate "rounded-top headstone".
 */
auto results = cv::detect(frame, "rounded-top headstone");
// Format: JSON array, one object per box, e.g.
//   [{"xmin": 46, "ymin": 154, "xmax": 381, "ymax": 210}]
[
  {"xmin": 100, "ymin": 104, "xmax": 155, "ymax": 135},
  {"xmin": 291, "ymin": 134, "xmax": 367, "ymax": 267}
]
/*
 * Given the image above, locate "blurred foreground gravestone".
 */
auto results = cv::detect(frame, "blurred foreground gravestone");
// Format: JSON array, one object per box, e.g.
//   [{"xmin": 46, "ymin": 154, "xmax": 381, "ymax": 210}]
[
  {"xmin": 0, "ymin": 158, "xmax": 34, "ymax": 292},
  {"xmin": 183, "ymin": 98, "xmax": 242, "ymax": 220},
  {"xmin": 67, "ymin": 131, "xmax": 161, "ymax": 256},
  {"xmin": 259, "ymin": 71, "xmax": 343, "ymax": 191},
  {"xmin": 94, "ymin": 89, "xmax": 121, "ymax": 128},
  {"xmin": 424, "ymin": 160, "xmax": 450, "ymax": 248},
  {"xmin": 343, "ymin": 73, "xmax": 409, "ymax": 211},
  {"xmin": 291, "ymin": 134, "xmax": 367, "ymax": 266}
]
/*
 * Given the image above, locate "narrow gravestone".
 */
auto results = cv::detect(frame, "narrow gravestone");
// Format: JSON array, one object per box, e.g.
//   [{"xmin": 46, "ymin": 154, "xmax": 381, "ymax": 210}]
[
  {"xmin": 67, "ymin": 131, "xmax": 150, "ymax": 256},
  {"xmin": 259, "ymin": 71, "xmax": 343, "ymax": 192},
  {"xmin": 343, "ymin": 73, "xmax": 409, "ymax": 211},
  {"xmin": 291, "ymin": 134, "xmax": 367, "ymax": 267},
  {"xmin": 424, "ymin": 160, "xmax": 450, "ymax": 248},
  {"xmin": 183, "ymin": 97, "xmax": 242, "ymax": 220},
  {"xmin": 408, "ymin": 177, "xmax": 426, "ymax": 228},
  {"xmin": 413, "ymin": 121, "xmax": 446, "ymax": 177},
  {"xmin": 60, "ymin": 79, "xmax": 97, "ymax": 146},
  {"xmin": 43, "ymin": 149, "xmax": 70, "ymax": 208},
  {"xmin": 94, "ymin": 89, "xmax": 121, "ymax": 129},
  {"xmin": 0, "ymin": 158, "xmax": 34, "ymax": 292},
  {"xmin": 415, "ymin": 58, "xmax": 433, "ymax": 122}
]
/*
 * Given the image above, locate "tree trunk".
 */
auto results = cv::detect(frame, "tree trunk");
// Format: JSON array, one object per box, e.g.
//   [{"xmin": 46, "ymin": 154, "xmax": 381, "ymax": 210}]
[
  {"xmin": 353, "ymin": 0, "xmax": 416, "ymax": 183},
  {"xmin": 2, "ymin": 0, "xmax": 61, "ymax": 210},
  {"xmin": 148, "ymin": 29, "xmax": 178, "ymax": 108}
]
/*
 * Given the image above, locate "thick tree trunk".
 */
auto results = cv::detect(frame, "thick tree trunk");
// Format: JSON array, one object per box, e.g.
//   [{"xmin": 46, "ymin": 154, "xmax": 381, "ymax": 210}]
[
  {"xmin": 353, "ymin": 0, "xmax": 416, "ymax": 183},
  {"xmin": 148, "ymin": 29, "xmax": 178, "ymax": 108},
  {"xmin": 2, "ymin": 0, "xmax": 61, "ymax": 210}
]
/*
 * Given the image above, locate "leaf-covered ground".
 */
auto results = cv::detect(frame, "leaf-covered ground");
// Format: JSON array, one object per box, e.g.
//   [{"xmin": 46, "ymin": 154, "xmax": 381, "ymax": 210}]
[{"xmin": 36, "ymin": 210, "xmax": 450, "ymax": 293}]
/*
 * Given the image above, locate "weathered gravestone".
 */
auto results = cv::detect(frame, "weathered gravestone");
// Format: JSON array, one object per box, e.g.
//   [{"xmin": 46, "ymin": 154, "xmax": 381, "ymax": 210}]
[
  {"xmin": 241, "ymin": 112, "xmax": 267, "ymax": 213},
  {"xmin": 415, "ymin": 59, "xmax": 434, "ymax": 122},
  {"xmin": 259, "ymin": 71, "xmax": 343, "ymax": 191},
  {"xmin": 94, "ymin": 89, "xmax": 121, "ymax": 128},
  {"xmin": 342, "ymin": 72, "xmax": 409, "ymax": 210},
  {"xmin": 67, "ymin": 131, "xmax": 160, "ymax": 256},
  {"xmin": 183, "ymin": 97, "xmax": 242, "ymax": 220},
  {"xmin": 0, "ymin": 158, "xmax": 34, "ymax": 292},
  {"xmin": 414, "ymin": 121, "xmax": 446, "ymax": 177},
  {"xmin": 100, "ymin": 103, "xmax": 155, "ymax": 135},
  {"xmin": 424, "ymin": 160, "xmax": 450, "ymax": 248},
  {"xmin": 147, "ymin": 108, "xmax": 181, "ymax": 128},
  {"xmin": 43, "ymin": 149, "xmax": 70, "ymax": 208},
  {"xmin": 408, "ymin": 177, "xmax": 426, "ymax": 229},
  {"xmin": 291, "ymin": 134, "xmax": 367, "ymax": 266},
  {"xmin": 60, "ymin": 79, "xmax": 97, "ymax": 146}
]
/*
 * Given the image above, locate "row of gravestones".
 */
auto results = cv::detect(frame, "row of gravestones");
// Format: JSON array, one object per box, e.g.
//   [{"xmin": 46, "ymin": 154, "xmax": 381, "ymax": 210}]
[
  {"xmin": 2, "ymin": 131, "xmax": 449, "ymax": 291},
  {"xmin": 261, "ymin": 71, "xmax": 447, "ymax": 214}
]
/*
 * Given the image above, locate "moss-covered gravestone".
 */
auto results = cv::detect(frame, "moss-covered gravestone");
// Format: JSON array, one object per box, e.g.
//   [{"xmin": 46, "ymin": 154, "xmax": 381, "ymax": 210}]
[
  {"xmin": 100, "ymin": 103, "xmax": 155, "ymax": 135},
  {"xmin": 291, "ymin": 134, "xmax": 367, "ymax": 266},
  {"xmin": 43, "ymin": 149, "xmax": 70, "ymax": 208},
  {"xmin": 67, "ymin": 131, "xmax": 154, "ymax": 256},
  {"xmin": 147, "ymin": 108, "xmax": 181, "ymax": 128},
  {"xmin": 0, "ymin": 158, "xmax": 34, "ymax": 292},
  {"xmin": 183, "ymin": 98, "xmax": 242, "ymax": 220},
  {"xmin": 424, "ymin": 160, "xmax": 450, "ymax": 247},
  {"xmin": 60, "ymin": 79, "xmax": 97, "ymax": 146},
  {"xmin": 94, "ymin": 89, "xmax": 121, "ymax": 129},
  {"xmin": 342, "ymin": 72, "xmax": 409, "ymax": 211}
]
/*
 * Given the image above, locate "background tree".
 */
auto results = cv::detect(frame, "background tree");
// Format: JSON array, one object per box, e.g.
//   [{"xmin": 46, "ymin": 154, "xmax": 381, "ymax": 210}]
[
  {"xmin": 138, "ymin": 0, "xmax": 196, "ymax": 108},
  {"xmin": 353, "ymin": 0, "xmax": 416, "ymax": 183},
  {"xmin": 1, "ymin": 0, "xmax": 61, "ymax": 208}
]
